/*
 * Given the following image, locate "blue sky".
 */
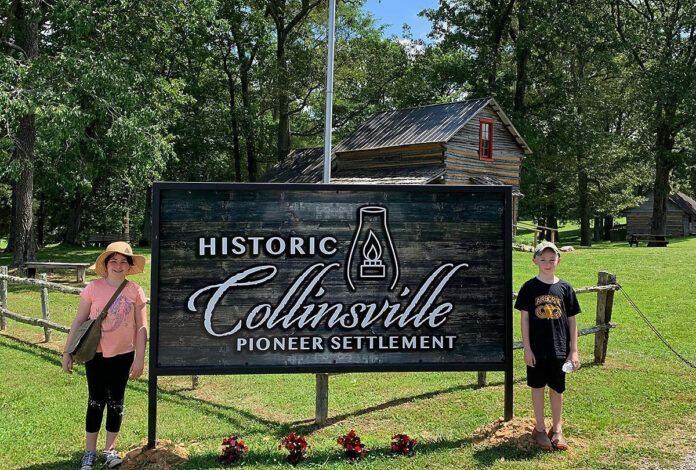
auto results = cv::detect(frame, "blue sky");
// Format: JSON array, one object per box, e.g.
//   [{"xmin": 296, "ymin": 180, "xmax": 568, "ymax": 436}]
[{"xmin": 362, "ymin": 0, "xmax": 439, "ymax": 40}]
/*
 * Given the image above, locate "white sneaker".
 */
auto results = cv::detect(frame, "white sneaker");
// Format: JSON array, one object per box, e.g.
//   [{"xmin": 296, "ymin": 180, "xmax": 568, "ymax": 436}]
[
  {"xmin": 103, "ymin": 449, "xmax": 123, "ymax": 468},
  {"xmin": 79, "ymin": 450, "xmax": 97, "ymax": 470}
]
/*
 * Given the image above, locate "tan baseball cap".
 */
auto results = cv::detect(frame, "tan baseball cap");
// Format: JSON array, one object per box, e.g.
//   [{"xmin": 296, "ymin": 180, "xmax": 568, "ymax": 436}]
[{"xmin": 533, "ymin": 241, "xmax": 560, "ymax": 258}]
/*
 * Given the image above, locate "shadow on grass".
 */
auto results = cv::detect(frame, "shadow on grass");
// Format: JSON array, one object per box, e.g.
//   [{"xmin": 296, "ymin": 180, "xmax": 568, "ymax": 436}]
[
  {"xmin": 1, "ymin": 334, "xmax": 526, "ymax": 442},
  {"xmin": 16, "ymin": 453, "xmax": 84, "ymax": 470},
  {"xmin": 472, "ymin": 440, "xmax": 545, "ymax": 467},
  {"xmin": 282, "ymin": 382, "xmax": 484, "ymax": 436}
]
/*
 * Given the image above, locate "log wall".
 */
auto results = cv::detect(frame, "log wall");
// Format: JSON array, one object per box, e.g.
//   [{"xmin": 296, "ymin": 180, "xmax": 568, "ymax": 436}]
[
  {"xmin": 335, "ymin": 143, "xmax": 443, "ymax": 171},
  {"xmin": 443, "ymin": 106, "xmax": 524, "ymax": 189},
  {"xmin": 625, "ymin": 193, "xmax": 689, "ymax": 237}
]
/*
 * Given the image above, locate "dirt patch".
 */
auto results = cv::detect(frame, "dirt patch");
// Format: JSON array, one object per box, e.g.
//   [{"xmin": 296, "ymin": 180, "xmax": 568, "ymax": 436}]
[
  {"xmin": 473, "ymin": 416, "xmax": 538, "ymax": 451},
  {"xmin": 472, "ymin": 416, "xmax": 588, "ymax": 453},
  {"xmin": 120, "ymin": 440, "xmax": 189, "ymax": 470}
]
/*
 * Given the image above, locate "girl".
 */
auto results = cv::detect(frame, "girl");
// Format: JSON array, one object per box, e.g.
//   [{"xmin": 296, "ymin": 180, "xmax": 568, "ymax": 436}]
[{"xmin": 62, "ymin": 242, "xmax": 148, "ymax": 469}]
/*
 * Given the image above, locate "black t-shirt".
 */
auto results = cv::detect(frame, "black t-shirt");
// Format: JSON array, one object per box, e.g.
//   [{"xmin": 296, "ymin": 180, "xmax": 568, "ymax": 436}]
[{"xmin": 514, "ymin": 277, "xmax": 581, "ymax": 359}]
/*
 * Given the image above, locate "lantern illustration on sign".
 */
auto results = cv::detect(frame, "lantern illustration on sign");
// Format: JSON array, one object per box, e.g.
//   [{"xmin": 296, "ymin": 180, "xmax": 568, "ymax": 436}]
[{"xmin": 345, "ymin": 205, "xmax": 399, "ymax": 291}]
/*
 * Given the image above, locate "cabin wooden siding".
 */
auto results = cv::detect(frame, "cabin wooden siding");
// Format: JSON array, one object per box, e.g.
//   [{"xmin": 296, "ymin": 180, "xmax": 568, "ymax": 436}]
[
  {"xmin": 625, "ymin": 193, "xmax": 691, "ymax": 237},
  {"xmin": 443, "ymin": 106, "xmax": 523, "ymax": 189},
  {"xmin": 335, "ymin": 143, "xmax": 444, "ymax": 171}
]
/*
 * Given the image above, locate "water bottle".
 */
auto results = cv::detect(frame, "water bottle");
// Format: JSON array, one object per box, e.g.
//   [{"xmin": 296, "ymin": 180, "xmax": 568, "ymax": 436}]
[{"xmin": 562, "ymin": 360, "xmax": 576, "ymax": 373}]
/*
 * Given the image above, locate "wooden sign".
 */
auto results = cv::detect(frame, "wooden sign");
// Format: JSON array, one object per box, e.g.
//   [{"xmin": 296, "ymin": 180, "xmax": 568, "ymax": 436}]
[{"xmin": 151, "ymin": 183, "xmax": 512, "ymax": 375}]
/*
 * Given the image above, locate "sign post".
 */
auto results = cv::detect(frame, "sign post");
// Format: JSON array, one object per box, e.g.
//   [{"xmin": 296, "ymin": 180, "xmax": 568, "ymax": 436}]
[{"xmin": 148, "ymin": 183, "xmax": 512, "ymax": 446}]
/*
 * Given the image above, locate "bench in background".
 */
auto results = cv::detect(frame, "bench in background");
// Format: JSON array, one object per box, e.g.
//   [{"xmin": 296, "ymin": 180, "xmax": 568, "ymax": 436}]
[
  {"xmin": 627, "ymin": 233, "xmax": 669, "ymax": 247},
  {"xmin": 24, "ymin": 262, "xmax": 92, "ymax": 283}
]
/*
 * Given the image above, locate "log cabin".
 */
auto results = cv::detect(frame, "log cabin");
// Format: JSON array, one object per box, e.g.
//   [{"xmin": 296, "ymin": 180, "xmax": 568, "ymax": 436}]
[
  {"xmin": 262, "ymin": 97, "xmax": 532, "ymax": 223},
  {"xmin": 624, "ymin": 191, "xmax": 696, "ymax": 238}
]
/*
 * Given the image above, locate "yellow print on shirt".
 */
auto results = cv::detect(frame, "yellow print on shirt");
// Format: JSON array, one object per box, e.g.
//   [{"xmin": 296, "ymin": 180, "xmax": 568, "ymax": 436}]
[{"xmin": 534, "ymin": 294, "xmax": 563, "ymax": 320}]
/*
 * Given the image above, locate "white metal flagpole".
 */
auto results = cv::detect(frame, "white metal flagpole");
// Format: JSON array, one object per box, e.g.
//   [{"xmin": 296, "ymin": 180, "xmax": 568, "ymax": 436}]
[
  {"xmin": 317, "ymin": 0, "xmax": 337, "ymax": 425},
  {"xmin": 323, "ymin": 0, "xmax": 337, "ymax": 184}
]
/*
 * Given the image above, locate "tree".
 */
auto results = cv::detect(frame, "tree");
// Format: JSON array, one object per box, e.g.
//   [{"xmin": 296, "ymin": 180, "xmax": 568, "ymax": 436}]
[
  {"xmin": 611, "ymin": 0, "xmax": 696, "ymax": 239},
  {"xmin": 2, "ymin": 0, "xmax": 39, "ymax": 265},
  {"xmin": 264, "ymin": 0, "xmax": 324, "ymax": 162}
]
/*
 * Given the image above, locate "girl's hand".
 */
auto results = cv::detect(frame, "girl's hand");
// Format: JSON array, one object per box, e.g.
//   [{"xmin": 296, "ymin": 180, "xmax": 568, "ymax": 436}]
[
  {"xmin": 62, "ymin": 353, "xmax": 73, "ymax": 374},
  {"xmin": 524, "ymin": 347, "xmax": 536, "ymax": 367},
  {"xmin": 568, "ymin": 351, "xmax": 580, "ymax": 370},
  {"xmin": 129, "ymin": 358, "xmax": 145, "ymax": 380}
]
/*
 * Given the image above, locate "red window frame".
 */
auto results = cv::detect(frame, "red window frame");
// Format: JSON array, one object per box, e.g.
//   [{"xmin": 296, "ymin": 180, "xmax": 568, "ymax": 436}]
[{"xmin": 479, "ymin": 118, "xmax": 494, "ymax": 161}]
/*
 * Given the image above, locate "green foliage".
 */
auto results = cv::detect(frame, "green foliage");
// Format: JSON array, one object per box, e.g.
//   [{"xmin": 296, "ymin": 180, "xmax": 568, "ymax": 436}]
[{"xmin": 2, "ymin": 0, "xmax": 695, "ymax": 243}]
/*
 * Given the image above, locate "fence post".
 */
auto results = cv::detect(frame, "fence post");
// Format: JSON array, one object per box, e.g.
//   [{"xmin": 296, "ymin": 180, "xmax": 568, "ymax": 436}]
[
  {"xmin": 39, "ymin": 273, "xmax": 51, "ymax": 342},
  {"xmin": 0, "ymin": 266, "xmax": 7, "ymax": 330},
  {"xmin": 192, "ymin": 375, "xmax": 199, "ymax": 389},
  {"xmin": 594, "ymin": 271, "xmax": 616, "ymax": 364},
  {"xmin": 315, "ymin": 373, "xmax": 329, "ymax": 424},
  {"xmin": 477, "ymin": 371, "xmax": 487, "ymax": 387}
]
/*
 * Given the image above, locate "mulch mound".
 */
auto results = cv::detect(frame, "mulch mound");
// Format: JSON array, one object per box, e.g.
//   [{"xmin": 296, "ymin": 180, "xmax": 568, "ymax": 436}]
[
  {"xmin": 120, "ymin": 440, "xmax": 190, "ymax": 470},
  {"xmin": 472, "ymin": 416, "xmax": 540, "ymax": 451}
]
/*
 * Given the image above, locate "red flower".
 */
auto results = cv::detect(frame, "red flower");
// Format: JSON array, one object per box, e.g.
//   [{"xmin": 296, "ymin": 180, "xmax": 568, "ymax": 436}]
[
  {"xmin": 280, "ymin": 432, "xmax": 309, "ymax": 466},
  {"xmin": 337, "ymin": 429, "xmax": 368, "ymax": 462},
  {"xmin": 218, "ymin": 434, "xmax": 249, "ymax": 465}
]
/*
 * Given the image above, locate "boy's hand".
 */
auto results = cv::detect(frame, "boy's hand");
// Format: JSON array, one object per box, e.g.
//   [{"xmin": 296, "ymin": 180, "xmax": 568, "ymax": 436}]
[
  {"xmin": 524, "ymin": 347, "xmax": 536, "ymax": 367},
  {"xmin": 568, "ymin": 351, "xmax": 580, "ymax": 370}
]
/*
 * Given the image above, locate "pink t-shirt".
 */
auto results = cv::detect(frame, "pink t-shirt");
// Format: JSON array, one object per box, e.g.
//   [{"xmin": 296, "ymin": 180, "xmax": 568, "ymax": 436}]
[{"xmin": 80, "ymin": 278, "xmax": 147, "ymax": 358}]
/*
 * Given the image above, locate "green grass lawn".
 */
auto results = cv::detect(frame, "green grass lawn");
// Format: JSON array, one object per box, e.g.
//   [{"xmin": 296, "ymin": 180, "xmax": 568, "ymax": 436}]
[{"xmin": 1, "ymin": 234, "xmax": 695, "ymax": 469}]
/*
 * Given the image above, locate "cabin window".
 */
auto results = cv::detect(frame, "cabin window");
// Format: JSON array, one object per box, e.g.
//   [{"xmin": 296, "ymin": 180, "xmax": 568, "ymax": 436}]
[{"xmin": 479, "ymin": 119, "xmax": 494, "ymax": 160}]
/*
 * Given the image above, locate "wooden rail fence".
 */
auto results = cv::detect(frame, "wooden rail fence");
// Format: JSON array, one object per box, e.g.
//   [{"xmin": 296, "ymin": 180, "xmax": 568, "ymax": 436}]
[
  {"xmin": 1, "ymin": 266, "xmax": 619, "ymax": 422},
  {"xmin": 514, "ymin": 222, "xmax": 559, "ymax": 245}
]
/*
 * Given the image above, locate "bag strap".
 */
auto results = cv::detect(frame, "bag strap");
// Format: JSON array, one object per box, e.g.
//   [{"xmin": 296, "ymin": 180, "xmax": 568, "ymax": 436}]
[{"xmin": 96, "ymin": 280, "xmax": 129, "ymax": 321}]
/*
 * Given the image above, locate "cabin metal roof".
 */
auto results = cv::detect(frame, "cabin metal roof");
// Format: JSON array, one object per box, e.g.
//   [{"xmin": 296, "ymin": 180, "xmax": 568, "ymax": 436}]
[
  {"xmin": 261, "ymin": 148, "xmax": 336, "ymax": 183},
  {"xmin": 623, "ymin": 191, "xmax": 696, "ymax": 216},
  {"xmin": 670, "ymin": 192, "xmax": 696, "ymax": 215},
  {"xmin": 468, "ymin": 175, "xmax": 522, "ymax": 196},
  {"xmin": 333, "ymin": 97, "xmax": 532, "ymax": 154}
]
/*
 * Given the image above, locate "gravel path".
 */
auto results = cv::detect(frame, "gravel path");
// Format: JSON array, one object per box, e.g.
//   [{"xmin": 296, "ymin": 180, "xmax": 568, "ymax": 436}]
[{"xmin": 672, "ymin": 451, "xmax": 696, "ymax": 470}]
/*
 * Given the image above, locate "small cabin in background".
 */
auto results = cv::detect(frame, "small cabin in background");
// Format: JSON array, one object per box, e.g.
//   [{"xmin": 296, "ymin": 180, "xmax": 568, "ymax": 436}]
[
  {"xmin": 624, "ymin": 191, "xmax": 696, "ymax": 238},
  {"xmin": 262, "ymin": 97, "xmax": 532, "ymax": 223}
]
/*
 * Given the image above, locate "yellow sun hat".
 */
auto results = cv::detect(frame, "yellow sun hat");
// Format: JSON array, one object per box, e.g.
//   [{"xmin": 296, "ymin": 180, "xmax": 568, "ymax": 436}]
[{"xmin": 90, "ymin": 241, "xmax": 146, "ymax": 277}]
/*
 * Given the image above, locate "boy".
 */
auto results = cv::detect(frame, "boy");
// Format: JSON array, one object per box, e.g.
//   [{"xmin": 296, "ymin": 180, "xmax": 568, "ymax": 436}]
[{"xmin": 514, "ymin": 241, "xmax": 581, "ymax": 451}]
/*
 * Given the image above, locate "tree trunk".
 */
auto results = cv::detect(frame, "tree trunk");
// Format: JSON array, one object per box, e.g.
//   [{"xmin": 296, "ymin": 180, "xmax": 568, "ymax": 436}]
[
  {"xmin": 276, "ymin": 38, "xmax": 291, "ymax": 162},
  {"xmin": 578, "ymin": 169, "xmax": 592, "ymax": 246},
  {"xmin": 650, "ymin": 125, "xmax": 674, "ymax": 240},
  {"xmin": 122, "ymin": 194, "xmax": 130, "ymax": 239},
  {"xmin": 37, "ymin": 193, "xmax": 44, "ymax": 248},
  {"xmin": 6, "ymin": 187, "xmax": 16, "ymax": 252},
  {"xmin": 11, "ymin": 1, "xmax": 38, "ymax": 267},
  {"xmin": 603, "ymin": 216, "xmax": 613, "ymax": 241},
  {"xmin": 487, "ymin": 0, "xmax": 516, "ymax": 91},
  {"xmin": 593, "ymin": 217, "xmax": 603, "ymax": 242},
  {"xmin": 513, "ymin": 1, "xmax": 528, "ymax": 113},
  {"xmin": 64, "ymin": 192, "xmax": 83, "ymax": 246},
  {"xmin": 141, "ymin": 185, "xmax": 152, "ymax": 246},
  {"xmin": 221, "ymin": 51, "xmax": 243, "ymax": 182},
  {"xmin": 240, "ymin": 69, "xmax": 257, "ymax": 182},
  {"xmin": 12, "ymin": 113, "xmax": 37, "ymax": 266}
]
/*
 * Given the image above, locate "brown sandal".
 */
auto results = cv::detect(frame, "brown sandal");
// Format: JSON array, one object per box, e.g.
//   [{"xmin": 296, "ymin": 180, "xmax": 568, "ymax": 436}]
[
  {"xmin": 532, "ymin": 428, "xmax": 553, "ymax": 451},
  {"xmin": 547, "ymin": 429, "xmax": 569, "ymax": 450}
]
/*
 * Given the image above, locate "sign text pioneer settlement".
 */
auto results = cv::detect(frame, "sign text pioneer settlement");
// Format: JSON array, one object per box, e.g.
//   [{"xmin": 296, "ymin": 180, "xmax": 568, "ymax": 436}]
[{"xmin": 151, "ymin": 183, "xmax": 512, "ymax": 374}]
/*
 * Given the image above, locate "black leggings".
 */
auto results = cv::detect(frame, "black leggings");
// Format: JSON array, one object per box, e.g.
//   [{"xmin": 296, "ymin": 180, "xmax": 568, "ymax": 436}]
[{"xmin": 84, "ymin": 351, "xmax": 134, "ymax": 433}]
